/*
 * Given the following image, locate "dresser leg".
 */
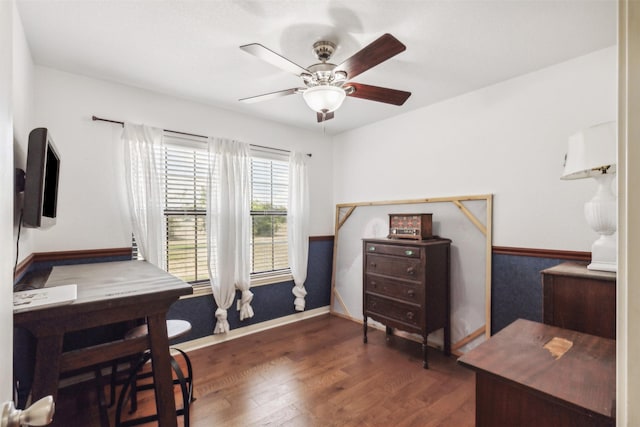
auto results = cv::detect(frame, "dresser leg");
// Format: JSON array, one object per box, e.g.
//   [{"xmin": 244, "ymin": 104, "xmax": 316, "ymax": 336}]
[
  {"xmin": 385, "ymin": 326, "xmax": 393, "ymax": 342},
  {"xmin": 363, "ymin": 317, "xmax": 368, "ymax": 344},
  {"xmin": 422, "ymin": 342, "xmax": 429, "ymax": 369},
  {"xmin": 444, "ymin": 324, "xmax": 451, "ymax": 357}
]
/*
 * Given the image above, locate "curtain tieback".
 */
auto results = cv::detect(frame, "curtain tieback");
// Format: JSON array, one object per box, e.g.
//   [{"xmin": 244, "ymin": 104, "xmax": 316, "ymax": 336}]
[
  {"xmin": 292, "ymin": 283, "xmax": 307, "ymax": 312},
  {"xmin": 239, "ymin": 289, "xmax": 254, "ymax": 320},
  {"xmin": 214, "ymin": 307, "xmax": 230, "ymax": 334}
]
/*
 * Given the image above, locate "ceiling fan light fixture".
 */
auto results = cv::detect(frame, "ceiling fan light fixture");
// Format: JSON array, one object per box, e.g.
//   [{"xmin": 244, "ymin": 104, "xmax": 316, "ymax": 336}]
[{"xmin": 302, "ymin": 85, "xmax": 346, "ymax": 113}]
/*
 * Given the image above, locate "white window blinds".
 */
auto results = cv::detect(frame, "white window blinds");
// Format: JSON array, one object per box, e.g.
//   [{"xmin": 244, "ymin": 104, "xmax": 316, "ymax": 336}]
[
  {"xmin": 163, "ymin": 137, "xmax": 208, "ymax": 282},
  {"xmin": 250, "ymin": 153, "xmax": 289, "ymax": 275}
]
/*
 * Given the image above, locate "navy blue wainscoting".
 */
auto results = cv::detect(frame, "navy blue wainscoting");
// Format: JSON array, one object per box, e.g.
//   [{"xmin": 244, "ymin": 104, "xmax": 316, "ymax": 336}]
[
  {"xmin": 491, "ymin": 254, "xmax": 570, "ymax": 335},
  {"xmin": 168, "ymin": 237, "xmax": 334, "ymax": 343}
]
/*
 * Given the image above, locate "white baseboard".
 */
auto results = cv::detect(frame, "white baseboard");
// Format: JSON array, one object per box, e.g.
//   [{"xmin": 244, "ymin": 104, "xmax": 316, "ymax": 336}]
[{"xmin": 172, "ymin": 306, "xmax": 331, "ymax": 353}]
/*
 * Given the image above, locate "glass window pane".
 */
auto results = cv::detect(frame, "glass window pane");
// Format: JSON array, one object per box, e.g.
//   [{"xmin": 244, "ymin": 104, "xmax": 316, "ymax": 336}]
[
  {"xmin": 250, "ymin": 215, "xmax": 288, "ymax": 273},
  {"xmin": 166, "ymin": 213, "xmax": 208, "ymax": 282}
]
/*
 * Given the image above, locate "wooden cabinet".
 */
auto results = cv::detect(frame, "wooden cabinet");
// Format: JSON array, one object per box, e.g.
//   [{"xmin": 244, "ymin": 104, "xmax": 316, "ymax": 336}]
[
  {"xmin": 362, "ymin": 238, "xmax": 451, "ymax": 368},
  {"xmin": 541, "ymin": 262, "xmax": 616, "ymax": 339},
  {"xmin": 458, "ymin": 319, "xmax": 615, "ymax": 427}
]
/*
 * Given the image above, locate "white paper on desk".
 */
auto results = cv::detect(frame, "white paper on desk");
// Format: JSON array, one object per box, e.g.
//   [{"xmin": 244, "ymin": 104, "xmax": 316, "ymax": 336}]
[{"xmin": 13, "ymin": 284, "xmax": 77, "ymax": 313}]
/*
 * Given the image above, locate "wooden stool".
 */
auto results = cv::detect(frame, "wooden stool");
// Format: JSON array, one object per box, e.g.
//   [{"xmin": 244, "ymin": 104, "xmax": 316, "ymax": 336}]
[{"xmin": 115, "ymin": 319, "xmax": 194, "ymax": 427}]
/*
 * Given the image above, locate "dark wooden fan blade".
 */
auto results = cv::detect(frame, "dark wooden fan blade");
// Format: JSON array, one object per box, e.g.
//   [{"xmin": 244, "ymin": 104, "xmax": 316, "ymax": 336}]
[
  {"xmin": 316, "ymin": 111, "xmax": 335, "ymax": 123},
  {"xmin": 239, "ymin": 88, "xmax": 301, "ymax": 103},
  {"xmin": 240, "ymin": 43, "xmax": 309, "ymax": 76},
  {"xmin": 345, "ymin": 83, "xmax": 411, "ymax": 105},
  {"xmin": 333, "ymin": 33, "xmax": 406, "ymax": 80}
]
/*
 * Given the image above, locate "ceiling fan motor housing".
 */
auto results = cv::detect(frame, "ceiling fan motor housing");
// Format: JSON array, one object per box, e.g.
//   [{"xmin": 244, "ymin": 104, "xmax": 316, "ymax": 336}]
[
  {"xmin": 312, "ymin": 41, "xmax": 336, "ymax": 62},
  {"xmin": 303, "ymin": 62, "xmax": 346, "ymax": 87}
]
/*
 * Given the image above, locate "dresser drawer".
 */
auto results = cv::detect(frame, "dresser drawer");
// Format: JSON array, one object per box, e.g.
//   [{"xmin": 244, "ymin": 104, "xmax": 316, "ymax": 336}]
[
  {"xmin": 365, "ymin": 294, "xmax": 422, "ymax": 328},
  {"xmin": 364, "ymin": 242, "xmax": 421, "ymax": 258},
  {"xmin": 365, "ymin": 274, "xmax": 422, "ymax": 303},
  {"xmin": 365, "ymin": 254, "xmax": 422, "ymax": 280}
]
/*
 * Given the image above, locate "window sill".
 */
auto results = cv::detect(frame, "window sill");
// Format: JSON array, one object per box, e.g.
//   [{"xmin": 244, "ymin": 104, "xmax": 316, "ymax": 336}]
[
  {"xmin": 182, "ymin": 272, "xmax": 294, "ymax": 299},
  {"xmin": 251, "ymin": 271, "xmax": 293, "ymax": 287}
]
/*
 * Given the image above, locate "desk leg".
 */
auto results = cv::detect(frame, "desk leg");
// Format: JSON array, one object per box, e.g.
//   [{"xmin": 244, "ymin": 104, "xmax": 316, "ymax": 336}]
[
  {"xmin": 147, "ymin": 313, "xmax": 178, "ymax": 427},
  {"xmin": 30, "ymin": 334, "xmax": 63, "ymax": 402}
]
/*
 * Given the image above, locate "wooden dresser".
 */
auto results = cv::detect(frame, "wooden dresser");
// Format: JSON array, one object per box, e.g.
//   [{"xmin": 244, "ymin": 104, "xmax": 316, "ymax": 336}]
[
  {"xmin": 362, "ymin": 237, "xmax": 451, "ymax": 368},
  {"xmin": 541, "ymin": 262, "xmax": 616, "ymax": 339}
]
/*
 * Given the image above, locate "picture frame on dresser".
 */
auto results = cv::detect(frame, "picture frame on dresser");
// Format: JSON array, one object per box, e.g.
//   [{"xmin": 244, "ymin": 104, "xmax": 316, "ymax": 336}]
[{"xmin": 330, "ymin": 194, "xmax": 493, "ymax": 360}]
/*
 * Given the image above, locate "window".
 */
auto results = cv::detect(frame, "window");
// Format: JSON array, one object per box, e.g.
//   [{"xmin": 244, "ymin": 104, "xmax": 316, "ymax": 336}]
[
  {"xmin": 250, "ymin": 153, "xmax": 289, "ymax": 276},
  {"xmin": 163, "ymin": 139, "xmax": 208, "ymax": 283},
  {"xmin": 145, "ymin": 135, "xmax": 290, "ymax": 284}
]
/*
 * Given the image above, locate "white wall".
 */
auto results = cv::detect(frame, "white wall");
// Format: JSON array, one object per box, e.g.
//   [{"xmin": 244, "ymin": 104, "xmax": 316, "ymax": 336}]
[
  {"xmin": 1, "ymin": 0, "xmax": 15, "ymax": 403},
  {"xmin": 12, "ymin": 3, "xmax": 33, "ymax": 158},
  {"xmin": 12, "ymin": 1, "xmax": 35, "ymax": 263},
  {"xmin": 23, "ymin": 67, "xmax": 334, "ymax": 255},
  {"xmin": 333, "ymin": 47, "xmax": 616, "ymax": 251}
]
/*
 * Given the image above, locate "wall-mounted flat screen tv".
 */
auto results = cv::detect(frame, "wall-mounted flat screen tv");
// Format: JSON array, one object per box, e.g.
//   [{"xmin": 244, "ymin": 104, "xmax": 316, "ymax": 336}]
[{"xmin": 23, "ymin": 128, "xmax": 60, "ymax": 228}]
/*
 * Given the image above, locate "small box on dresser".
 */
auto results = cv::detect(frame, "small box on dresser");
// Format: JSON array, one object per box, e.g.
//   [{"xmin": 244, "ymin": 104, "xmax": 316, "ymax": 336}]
[
  {"xmin": 362, "ymin": 237, "xmax": 451, "ymax": 368},
  {"xmin": 388, "ymin": 213, "xmax": 433, "ymax": 240}
]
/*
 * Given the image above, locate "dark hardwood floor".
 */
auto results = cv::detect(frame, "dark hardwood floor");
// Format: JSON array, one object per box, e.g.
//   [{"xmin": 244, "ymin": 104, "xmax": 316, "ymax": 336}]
[{"xmin": 52, "ymin": 314, "xmax": 475, "ymax": 426}]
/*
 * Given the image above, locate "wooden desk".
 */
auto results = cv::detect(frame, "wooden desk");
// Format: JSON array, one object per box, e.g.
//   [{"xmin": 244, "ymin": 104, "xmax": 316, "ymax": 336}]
[
  {"xmin": 458, "ymin": 319, "xmax": 615, "ymax": 427},
  {"xmin": 14, "ymin": 261, "xmax": 193, "ymax": 427}
]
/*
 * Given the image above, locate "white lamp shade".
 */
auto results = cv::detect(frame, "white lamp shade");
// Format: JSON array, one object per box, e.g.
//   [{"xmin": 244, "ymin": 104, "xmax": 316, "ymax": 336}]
[
  {"xmin": 561, "ymin": 121, "xmax": 617, "ymax": 180},
  {"xmin": 302, "ymin": 86, "xmax": 346, "ymax": 113}
]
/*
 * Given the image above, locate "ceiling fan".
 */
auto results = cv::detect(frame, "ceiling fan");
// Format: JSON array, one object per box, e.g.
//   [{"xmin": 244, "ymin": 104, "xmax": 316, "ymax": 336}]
[{"xmin": 239, "ymin": 34, "xmax": 411, "ymax": 123}]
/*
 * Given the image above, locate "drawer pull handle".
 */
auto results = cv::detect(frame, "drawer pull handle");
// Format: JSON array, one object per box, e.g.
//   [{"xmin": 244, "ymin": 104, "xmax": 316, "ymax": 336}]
[
  {"xmin": 371, "ymin": 281, "xmax": 378, "ymax": 288},
  {"xmin": 405, "ymin": 250, "xmax": 414, "ymax": 256},
  {"xmin": 406, "ymin": 312, "xmax": 414, "ymax": 320},
  {"xmin": 407, "ymin": 290, "xmax": 415, "ymax": 298},
  {"xmin": 407, "ymin": 267, "xmax": 415, "ymax": 275},
  {"xmin": 370, "ymin": 262, "xmax": 377, "ymax": 268},
  {"xmin": 368, "ymin": 246, "xmax": 376, "ymax": 251}
]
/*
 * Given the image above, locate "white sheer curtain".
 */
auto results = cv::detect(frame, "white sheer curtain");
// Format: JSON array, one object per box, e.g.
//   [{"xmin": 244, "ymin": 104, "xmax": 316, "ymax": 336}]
[
  {"xmin": 288, "ymin": 152, "xmax": 310, "ymax": 311},
  {"xmin": 207, "ymin": 137, "xmax": 253, "ymax": 334},
  {"xmin": 122, "ymin": 122, "xmax": 166, "ymax": 268}
]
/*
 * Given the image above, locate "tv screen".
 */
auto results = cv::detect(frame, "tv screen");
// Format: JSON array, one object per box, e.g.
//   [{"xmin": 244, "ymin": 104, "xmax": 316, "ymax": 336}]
[{"xmin": 23, "ymin": 128, "xmax": 60, "ymax": 228}]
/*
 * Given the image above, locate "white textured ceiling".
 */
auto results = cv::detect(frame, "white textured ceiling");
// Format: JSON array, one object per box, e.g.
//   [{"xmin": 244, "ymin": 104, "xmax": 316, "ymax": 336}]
[{"xmin": 16, "ymin": 0, "xmax": 617, "ymax": 135}]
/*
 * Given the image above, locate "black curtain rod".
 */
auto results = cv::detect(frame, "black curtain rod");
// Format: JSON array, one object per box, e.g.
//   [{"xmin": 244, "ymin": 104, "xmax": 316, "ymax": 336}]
[{"xmin": 91, "ymin": 115, "xmax": 311, "ymax": 157}]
